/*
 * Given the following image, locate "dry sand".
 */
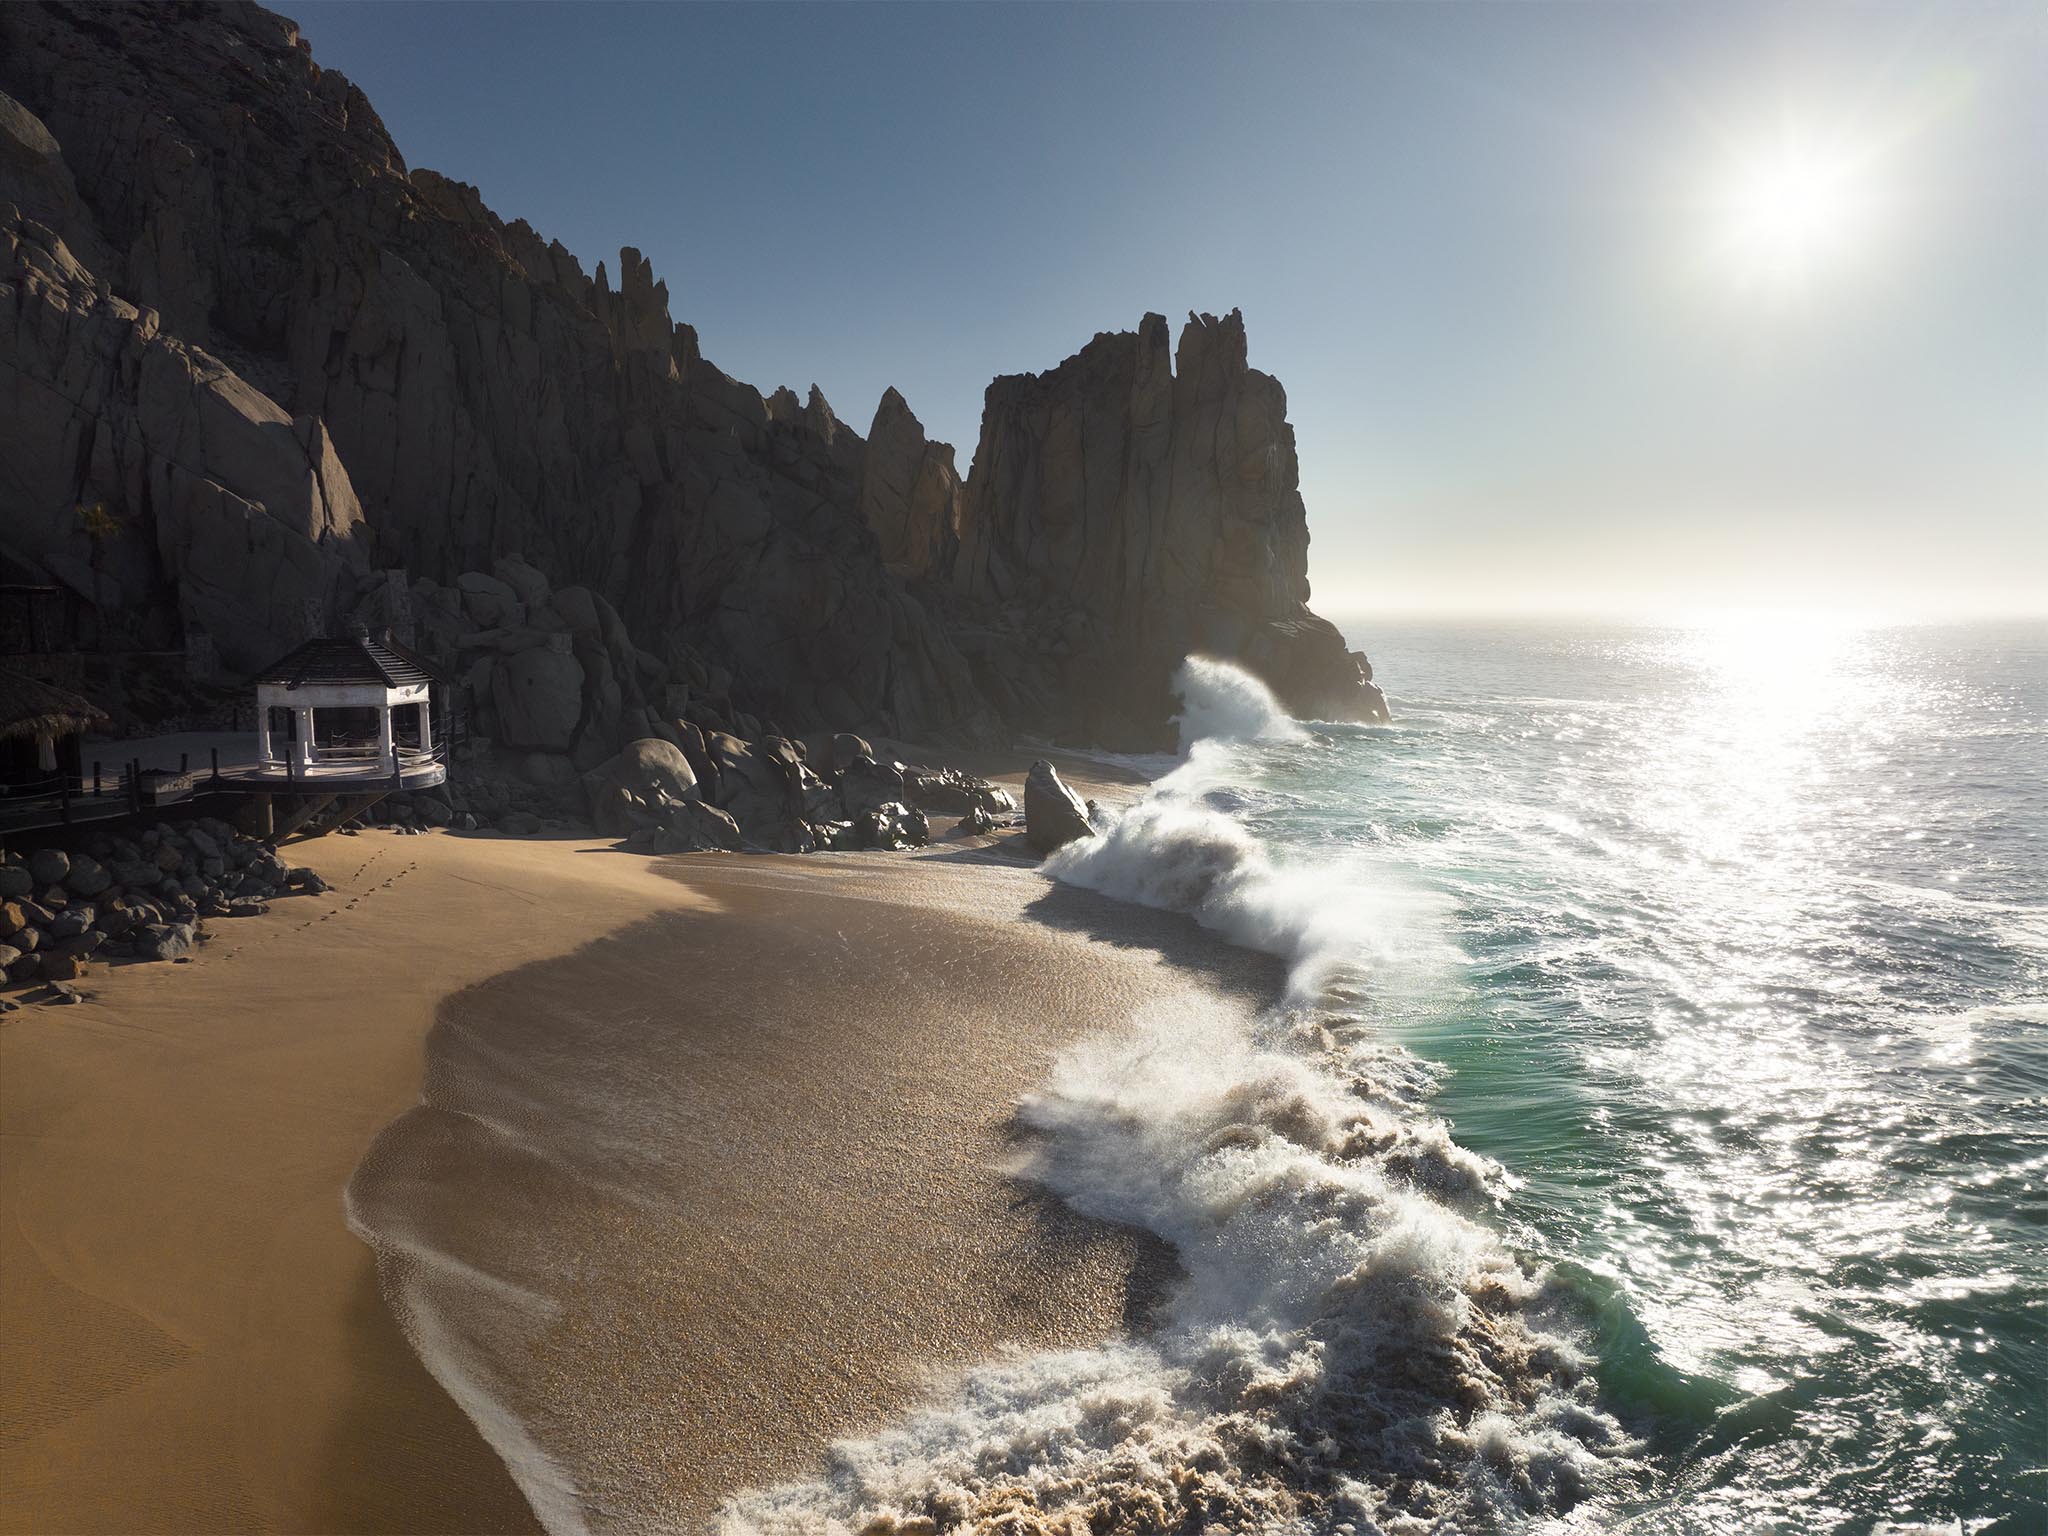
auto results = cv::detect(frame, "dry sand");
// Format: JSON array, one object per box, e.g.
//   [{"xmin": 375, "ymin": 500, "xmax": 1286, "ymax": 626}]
[{"xmin": 2, "ymin": 832, "xmax": 686, "ymax": 1534}]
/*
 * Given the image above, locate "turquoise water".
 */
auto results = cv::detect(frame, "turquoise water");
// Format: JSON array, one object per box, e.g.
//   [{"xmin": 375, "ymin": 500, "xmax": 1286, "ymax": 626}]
[{"xmin": 1236, "ymin": 616, "xmax": 2048, "ymax": 1532}]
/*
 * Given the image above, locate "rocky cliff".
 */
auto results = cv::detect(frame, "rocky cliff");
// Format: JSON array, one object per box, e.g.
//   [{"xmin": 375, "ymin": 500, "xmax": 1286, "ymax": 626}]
[
  {"xmin": 951, "ymin": 310, "xmax": 1387, "ymax": 741},
  {"xmin": 1, "ymin": 0, "xmax": 1382, "ymax": 761}
]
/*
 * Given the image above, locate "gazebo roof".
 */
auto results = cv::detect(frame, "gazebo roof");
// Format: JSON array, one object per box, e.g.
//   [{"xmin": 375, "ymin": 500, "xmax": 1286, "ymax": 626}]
[
  {"xmin": 0, "ymin": 667, "xmax": 109, "ymax": 743},
  {"xmin": 255, "ymin": 634, "xmax": 438, "ymax": 690}
]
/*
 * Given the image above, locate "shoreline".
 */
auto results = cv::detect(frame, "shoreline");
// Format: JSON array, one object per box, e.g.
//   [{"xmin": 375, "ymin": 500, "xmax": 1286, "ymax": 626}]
[{"xmin": 345, "ymin": 839, "xmax": 1281, "ymax": 1531}]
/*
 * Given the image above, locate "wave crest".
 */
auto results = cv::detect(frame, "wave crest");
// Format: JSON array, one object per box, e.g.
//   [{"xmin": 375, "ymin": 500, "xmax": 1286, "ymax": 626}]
[{"xmin": 1174, "ymin": 655, "xmax": 1306, "ymax": 750}]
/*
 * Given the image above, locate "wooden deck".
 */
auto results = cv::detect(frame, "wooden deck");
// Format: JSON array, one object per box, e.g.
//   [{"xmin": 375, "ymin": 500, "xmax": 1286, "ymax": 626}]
[{"xmin": 0, "ymin": 733, "xmax": 446, "ymax": 840}]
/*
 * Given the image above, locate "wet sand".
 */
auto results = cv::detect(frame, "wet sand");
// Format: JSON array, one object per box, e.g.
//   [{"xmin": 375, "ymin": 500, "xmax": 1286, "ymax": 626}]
[
  {"xmin": 2, "ymin": 832, "xmax": 689, "ymax": 1534},
  {"xmin": 348, "ymin": 850, "xmax": 1279, "ymax": 1531}
]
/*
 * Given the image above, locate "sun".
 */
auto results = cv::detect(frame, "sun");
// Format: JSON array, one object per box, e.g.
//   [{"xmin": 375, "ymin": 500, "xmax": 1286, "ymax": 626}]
[{"xmin": 1708, "ymin": 128, "xmax": 1878, "ymax": 293}]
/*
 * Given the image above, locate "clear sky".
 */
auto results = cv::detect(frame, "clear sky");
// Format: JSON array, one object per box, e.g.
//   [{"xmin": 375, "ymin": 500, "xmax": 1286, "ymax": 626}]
[{"xmin": 293, "ymin": 1, "xmax": 2046, "ymax": 620}]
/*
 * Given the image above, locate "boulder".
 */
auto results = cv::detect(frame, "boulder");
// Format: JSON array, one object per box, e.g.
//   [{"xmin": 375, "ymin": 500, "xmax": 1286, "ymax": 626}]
[
  {"xmin": 492, "ymin": 643, "xmax": 586, "ymax": 751},
  {"xmin": 673, "ymin": 799, "xmax": 743, "ymax": 852},
  {"xmin": 95, "ymin": 902, "xmax": 141, "ymax": 939},
  {"xmin": 0, "ymin": 901, "xmax": 24, "ymax": 939},
  {"xmin": 855, "ymin": 802, "xmax": 930, "ymax": 852},
  {"xmin": 830, "ymin": 733, "xmax": 874, "ymax": 773},
  {"xmin": 839, "ymin": 756, "xmax": 906, "ymax": 819},
  {"xmin": 1024, "ymin": 761, "xmax": 1094, "ymax": 854},
  {"xmin": 582, "ymin": 737, "xmax": 700, "ymax": 838},
  {"xmin": 903, "ymin": 766, "xmax": 1014, "ymax": 818},
  {"xmin": 0, "ymin": 867, "xmax": 31, "ymax": 899},
  {"xmin": 705, "ymin": 733, "xmax": 810, "ymax": 852},
  {"xmin": 41, "ymin": 952, "xmax": 88, "ymax": 982},
  {"xmin": 112, "ymin": 858, "xmax": 162, "ymax": 889},
  {"xmin": 63, "ymin": 855, "xmax": 111, "ymax": 898},
  {"xmin": 133, "ymin": 922, "xmax": 198, "ymax": 963},
  {"xmin": 27, "ymin": 849, "xmax": 67, "ymax": 887},
  {"xmin": 46, "ymin": 906, "xmax": 94, "ymax": 940}
]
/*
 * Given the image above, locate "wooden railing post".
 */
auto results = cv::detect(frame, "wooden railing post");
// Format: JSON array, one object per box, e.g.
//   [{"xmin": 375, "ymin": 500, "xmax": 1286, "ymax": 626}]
[{"xmin": 92, "ymin": 760, "xmax": 101, "ymax": 796}]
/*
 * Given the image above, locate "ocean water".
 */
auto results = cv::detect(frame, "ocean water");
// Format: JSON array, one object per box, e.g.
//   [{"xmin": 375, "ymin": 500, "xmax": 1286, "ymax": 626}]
[{"xmin": 726, "ymin": 618, "xmax": 2047, "ymax": 1534}]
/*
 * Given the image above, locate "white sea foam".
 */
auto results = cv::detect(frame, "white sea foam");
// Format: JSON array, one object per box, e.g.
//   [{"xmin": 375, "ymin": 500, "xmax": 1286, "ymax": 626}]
[
  {"xmin": 1172, "ymin": 654, "xmax": 1307, "ymax": 749},
  {"xmin": 721, "ymin": 659, "xmax": 1632, "ymax": 1534}
]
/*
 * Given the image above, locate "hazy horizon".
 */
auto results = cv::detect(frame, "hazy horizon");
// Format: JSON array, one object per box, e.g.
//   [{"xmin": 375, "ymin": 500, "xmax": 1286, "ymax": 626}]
[{"xmin": 295, "ymin": 0, "xmax": 2046, "ymax": 621}]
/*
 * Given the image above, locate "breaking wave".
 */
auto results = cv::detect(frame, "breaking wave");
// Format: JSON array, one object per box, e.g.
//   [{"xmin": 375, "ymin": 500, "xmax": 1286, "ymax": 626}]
[
  {"xmin": 721, "ymin": 658, "xmax": 1633, "ymax": 1534},
  {"xmin": 1172, "ymin": 654, "xmax": 1307, "ymax": 749}
]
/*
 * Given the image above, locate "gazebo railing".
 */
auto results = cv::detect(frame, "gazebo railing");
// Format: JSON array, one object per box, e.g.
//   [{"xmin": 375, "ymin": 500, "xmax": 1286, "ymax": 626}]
[{"xmin": 260, "ymin": 738, "xmax": 449, "ymax": 783}]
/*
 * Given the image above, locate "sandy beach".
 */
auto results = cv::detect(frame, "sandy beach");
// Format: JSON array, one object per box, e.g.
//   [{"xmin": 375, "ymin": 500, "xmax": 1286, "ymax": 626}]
[
  {"xmin": 2, "ymin": 757, "xmax": 1276, "ymax": 1534},
  {"xmin": 1, "ymin": 831, "xmax": 686, "ymax": 1533}
]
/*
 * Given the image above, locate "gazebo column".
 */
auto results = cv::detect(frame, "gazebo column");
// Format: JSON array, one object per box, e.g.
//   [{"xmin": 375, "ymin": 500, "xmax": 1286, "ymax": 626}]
[
  {"xmin": 417, "ymin": 699, "xmax": 433, "ymax": 755},
  {"xmin": 377, "ymin": 696, "xmax": 396, "ymax": 773},
  {"xmin": 295, "ymin": 708, "xmax": 315, "ymax": 767},
  {"xmin": 255, "ymin": 702, "xmax": 273, "ymax": 764}
]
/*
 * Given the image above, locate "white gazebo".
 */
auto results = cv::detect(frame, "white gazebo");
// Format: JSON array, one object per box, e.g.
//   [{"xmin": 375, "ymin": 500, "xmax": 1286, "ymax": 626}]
[{"xmin": 247, "ymin": 632, "xmax": 447, "ymax": 788}]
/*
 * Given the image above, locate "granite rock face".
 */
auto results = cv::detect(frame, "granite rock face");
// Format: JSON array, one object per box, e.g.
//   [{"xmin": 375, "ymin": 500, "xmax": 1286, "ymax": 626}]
[
  {"xmin": 0, "ymin": 2, "xmax": 1382, "ymax": 754},
  {"xmin": 2, "ymin": 193, "xmax": 370, "ymax": 668},
  {"xmin": 954, "ymin": 310, "xmax": 1389, "ymax": 741},
  {"xmin": 858, "ymin": 387, "xmax": 961, "ymax": 578},
  {"xmin": 0, "ymin": 3, "xmax": 986, "ymax": 740}
]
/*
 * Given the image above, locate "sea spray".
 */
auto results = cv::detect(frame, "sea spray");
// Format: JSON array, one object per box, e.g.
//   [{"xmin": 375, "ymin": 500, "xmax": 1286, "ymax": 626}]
[
  {"xmin": 721, "ymin": 658, "xmax": 1633, "ymax": 1534},
  {"xmin": 1172, "ymin": 655, "xmax": 1308, "ymax": 749}
]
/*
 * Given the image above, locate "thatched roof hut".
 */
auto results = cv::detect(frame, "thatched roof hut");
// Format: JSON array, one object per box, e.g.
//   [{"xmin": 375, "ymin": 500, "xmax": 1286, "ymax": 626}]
[
  {"xmin": 0, "ymin": 669, "xmax": 108, "ymax": 786},
  {"xmin": 0, "ymin": 669, "xmax": 107, "ymax": 745}
]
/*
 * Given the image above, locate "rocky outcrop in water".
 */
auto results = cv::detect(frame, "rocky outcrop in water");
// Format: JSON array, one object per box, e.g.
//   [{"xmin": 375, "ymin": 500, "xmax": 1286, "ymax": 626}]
[
  {"xmin": 1, "ymin": 1, "xmax": 1383, "ymax": 758},
  {"xmin": 953, "ymin": 310, "xmax": 1389, "ymax": 741}
]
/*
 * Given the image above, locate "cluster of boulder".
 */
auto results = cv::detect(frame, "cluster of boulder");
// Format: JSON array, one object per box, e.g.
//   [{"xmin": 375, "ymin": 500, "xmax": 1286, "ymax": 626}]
[
  {"xmin": 1, "ymin": 3, "xmax": 1389, "ymax": 760},
  {"xmin": 0, "ymin": 817, "xmax": 322, "ymax": 999},
  {"xmin": 358, "ymin": 551, "xmax": 817, "ymax": 786},
  {"xmin": 581, "ymin": 732, "xmax": 1018, "ymax": 855}
]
